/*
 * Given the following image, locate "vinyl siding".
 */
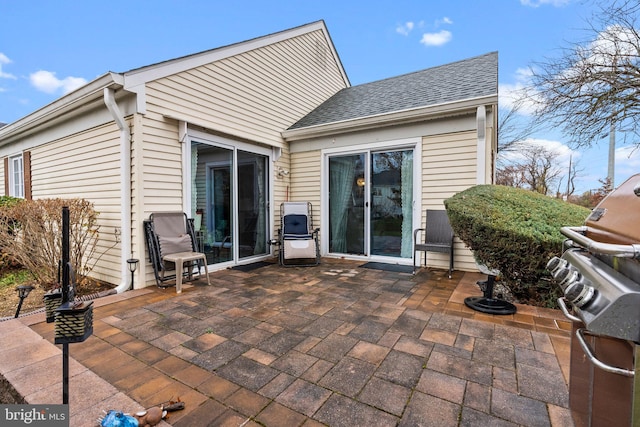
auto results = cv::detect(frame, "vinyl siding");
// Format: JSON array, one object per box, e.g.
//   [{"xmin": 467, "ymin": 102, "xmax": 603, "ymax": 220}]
[
  {"xmin": 30, "ymin": 121, "xmax": 124, "ymax": 285},
  {"xmin": 139, "ymin": 112, "xmax": 183, "ymax": 214},
  {"xmin": 145, "ymin": 30, "xmax": 346, "ymax": 148},
  {"xmin": 137, "ymin": 112, "xmax": 183, "ymax": 286},
  {"xmin": 273, "ymin": 145, "xmax": 292, "ymax": 233},
  {"xmin": 421, "ymin": 130, "xmax": 478, "ymax": 271},
  {"xmin": 289, "ymin": 149, "xmax": 321, "ymax": 231}
]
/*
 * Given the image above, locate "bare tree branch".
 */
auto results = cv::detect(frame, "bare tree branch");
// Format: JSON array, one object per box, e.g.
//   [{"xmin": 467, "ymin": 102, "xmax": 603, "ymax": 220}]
[{"xmin": 524, "ymin": 0, "xmax": 640, "ymax": 148}]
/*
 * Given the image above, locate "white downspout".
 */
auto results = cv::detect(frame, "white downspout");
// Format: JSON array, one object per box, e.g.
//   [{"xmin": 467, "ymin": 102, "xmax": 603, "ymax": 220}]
[
  {"xmin": 476, "ymin": 105, "xmax": 487, "ymax": 185},
  {"xmin": 104, "ymin": 88, "xmax": 133, "ymax": 293}
]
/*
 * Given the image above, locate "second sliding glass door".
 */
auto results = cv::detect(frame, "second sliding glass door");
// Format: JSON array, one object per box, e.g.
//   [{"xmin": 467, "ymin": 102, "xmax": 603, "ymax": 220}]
[{"xmin": 328, "ymin": 148, "xmax": 414, "ymax": 259}]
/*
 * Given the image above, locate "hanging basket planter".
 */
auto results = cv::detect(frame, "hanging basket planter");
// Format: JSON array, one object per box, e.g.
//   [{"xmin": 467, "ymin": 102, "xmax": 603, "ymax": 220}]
[
  {"xmin": 44, "ymin": 289, "xmax": 63, "ymax": 323},
  {"xmin": 54, "ymin": 301, "xmax": 93, "ymax": 344}
]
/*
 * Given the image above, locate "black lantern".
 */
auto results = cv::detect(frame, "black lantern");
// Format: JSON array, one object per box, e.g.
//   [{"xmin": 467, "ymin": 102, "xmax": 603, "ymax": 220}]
[
  {"xmin": 14, "ymin": 285, "xmax": 35, "ymax": 318},
  {"xmin": 54, "ymin": 301, "xmax": 93, "ymax": 344},
  {"xmin": 127, "ymin": 258, "xmax": 139, "ymax": 289}
]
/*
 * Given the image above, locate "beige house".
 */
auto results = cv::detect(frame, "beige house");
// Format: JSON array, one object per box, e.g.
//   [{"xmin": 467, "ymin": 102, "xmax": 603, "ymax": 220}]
[{"xmin": 0, "ymin": 21, "xmax": 497, "ymax": 290}]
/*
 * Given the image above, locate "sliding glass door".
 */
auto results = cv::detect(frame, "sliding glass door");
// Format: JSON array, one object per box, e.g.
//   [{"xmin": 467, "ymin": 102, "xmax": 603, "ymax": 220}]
[
  {"xmin": 191, "ymin": 141, "xmax": 268, "ymax": 265},
  {"xmin": 328, "ymin": 148, "xmax": 414, "ymax": 259}
]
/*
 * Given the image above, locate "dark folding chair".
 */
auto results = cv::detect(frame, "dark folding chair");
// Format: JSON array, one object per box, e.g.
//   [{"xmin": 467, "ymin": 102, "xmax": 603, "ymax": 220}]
[
  {"xmin": 413, "ymin": 209, "xmax": 454, "ymax": 278},
  {"xmin": 144, "ymin": 212, "xmax": 210, "ymax": 293}
]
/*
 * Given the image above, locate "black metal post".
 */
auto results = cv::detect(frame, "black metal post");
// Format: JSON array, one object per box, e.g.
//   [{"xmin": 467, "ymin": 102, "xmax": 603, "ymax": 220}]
[
  {"xmin": 61, "ymin": 207, "xmax": 70, "ymax": 304},
  {"xmin": 61, "ymin": 206, "xmax": 70, "ymax": 405},
  {"xmin": 14, "ymin": 300, "xmax": 24, "ymax": 318}
]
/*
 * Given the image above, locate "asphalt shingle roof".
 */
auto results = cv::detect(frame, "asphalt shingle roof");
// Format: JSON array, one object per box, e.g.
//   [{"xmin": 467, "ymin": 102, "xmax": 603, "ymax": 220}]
[{"xmin": 289, "ymin": 51, "xmax": 497, "ymax": 130}]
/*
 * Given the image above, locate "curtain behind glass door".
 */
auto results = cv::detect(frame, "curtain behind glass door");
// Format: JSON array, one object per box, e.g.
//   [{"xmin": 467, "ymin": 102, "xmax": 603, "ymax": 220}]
[
  {"xmin": 370, "ymin": 150, "xmax": 413, "ymax": 258},
  {"xmin": 329, "ymin": 154, "xmax": 365, "ymax": 254}
]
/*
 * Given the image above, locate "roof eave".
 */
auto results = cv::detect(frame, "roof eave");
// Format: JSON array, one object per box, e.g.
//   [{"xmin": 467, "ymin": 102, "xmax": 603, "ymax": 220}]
[
  {"xmin": 0, "ymin": 72, "xmax": 124, "ymax": 144},
  {"xmin": 282, "ymin": 94, "xmax": 497, "ymax": 142}
]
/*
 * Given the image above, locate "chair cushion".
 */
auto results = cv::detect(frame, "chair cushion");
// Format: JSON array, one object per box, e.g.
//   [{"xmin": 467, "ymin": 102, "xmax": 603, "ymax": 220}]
[
  {"xmin": 159, "ymin": 234, "xmax": 193, "ymax": 255},
  {"xmin": 283, "ymin": 240, "xmax": 316, "ymax": 259},
  {"xmin": 283, "ymin": 214, "xmax": 308, "ymax": 235}
]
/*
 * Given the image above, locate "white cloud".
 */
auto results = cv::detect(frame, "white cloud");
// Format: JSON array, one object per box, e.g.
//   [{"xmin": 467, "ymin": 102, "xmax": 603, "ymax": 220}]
[
  {"xmin": 520, "ymin": 0, "xmax": 571, "ymax": 7},
  {"xmin": 436, "ymin": 17, "xmax": 453, "ymax": 26},
  {"xmin": 29, "ymin": 70, "xmax": 87, "ymax": 95},
  {"xmin": 0, "ymin": 53, "xmax": 16, "ymax": 80},
  {"xmin": 615, "ymin": 145, "xmax": 640, "ymax": 181},
  {"xmin": 499, "ymin": 67, "xmax": 540, "ymax": 115},
  {"xmin": 420, "ymin": 30, "xmax": 452, "ymax": 47},
  {"xmin": 396, "ymin": 21, "xmax": 414, "ymax": 36},
  {"xmin": 572, "ymin": 25, "xmax": 640, "ymax": 75}
]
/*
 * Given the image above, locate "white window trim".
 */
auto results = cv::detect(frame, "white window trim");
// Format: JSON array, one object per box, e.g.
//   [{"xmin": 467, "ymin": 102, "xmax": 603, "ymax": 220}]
[{"xmin": 8, "ymin": 153, "xmax": 24, "ymax": 198}]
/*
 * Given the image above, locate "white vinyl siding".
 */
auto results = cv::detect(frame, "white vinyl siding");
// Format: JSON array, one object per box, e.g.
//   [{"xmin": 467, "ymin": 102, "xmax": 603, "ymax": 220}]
[
  {"xmin": 30, "ymin": 122, "xmax": 123, "ymax": 285},
  {"xmin": 136, "ymin": 112, "xmax": 183, "ymax": 286},
  {"xmin": 145, "ymin": 30, "xmax": 346, "ymax": 148},
  {"xmin": 289, "ymin": 149, "xmax": 321, "ymax": 231},
  {"xmin": 421, "ymin": 130, "xmax": 478, "ymax": 271},
  {"xmin": 139, "ymin": 112, "xmax": 183, "ymax": 215}
]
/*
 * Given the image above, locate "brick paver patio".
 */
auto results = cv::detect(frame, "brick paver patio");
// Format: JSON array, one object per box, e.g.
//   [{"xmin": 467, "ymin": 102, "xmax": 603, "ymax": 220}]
[{"xmin": 1, "ymin": 259, "xmax": 574, "ymax": 426}]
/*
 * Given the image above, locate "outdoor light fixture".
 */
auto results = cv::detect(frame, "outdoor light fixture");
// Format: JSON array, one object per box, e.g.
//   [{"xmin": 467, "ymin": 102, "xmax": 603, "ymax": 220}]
[
  {"xmin": 127, "ymin": 258, "xmax": 139, "ymax": 290},
  {"xmin": 14, "ymin": 285, "xmax": 35, "ymax": 318}
]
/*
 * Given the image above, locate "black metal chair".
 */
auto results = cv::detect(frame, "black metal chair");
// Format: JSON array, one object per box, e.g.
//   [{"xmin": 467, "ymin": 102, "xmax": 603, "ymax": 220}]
[
  {"xmin": 144, "ymin": 212, "xmax": 210, "ymax": 292},
  {"xmin": 413, "ymin": 209, "xmax": 454, "ymax": 278},
  {"xmin": 278, "ymin": 202, "xmax": 320, "ymax": 267}
]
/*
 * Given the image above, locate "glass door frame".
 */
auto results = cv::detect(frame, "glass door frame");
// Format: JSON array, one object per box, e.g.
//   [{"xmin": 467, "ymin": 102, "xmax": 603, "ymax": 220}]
[
  {"xmin": 321, "ymin": 137, "xmax": 421, "ymax": 264},
  {"xmin": 183, "ymin": 128, "xmax": 273, "ymax": 267}
]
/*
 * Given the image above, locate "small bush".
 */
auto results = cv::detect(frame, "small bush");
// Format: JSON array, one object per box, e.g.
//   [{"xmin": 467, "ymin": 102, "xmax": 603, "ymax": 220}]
[
  {"xmin": 444, "ymin": 185, "xmax": 591, "ymax": 306},
  {"xmin": 0, "ymin": 198, "xmax": 100, "ymax": 290},
  {"xmin": 0, "ymin": 196, "xmax": 22, "ymax": 208}
]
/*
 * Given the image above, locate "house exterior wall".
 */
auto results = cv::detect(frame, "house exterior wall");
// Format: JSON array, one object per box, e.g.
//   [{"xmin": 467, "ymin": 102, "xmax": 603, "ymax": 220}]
[
  {"xmin": 132, "ymin": 29, "xmax": 347, "ymax": 285},
  {"xmin": 144, "ymin": 29, "xmax": 346, "ymax": 149},
  {"xmin": 10, "ymin": 121, "xmax": 125, "ymax": 284},
  {"xmin": 289, "ymin": 109, "xmax": 496, "ymax": 272},
  {"xmin": 420, "ymin": 130, "xmax": 479, "ymax": 271},
  {"xmin": 289, "ymin": 149, "xmax": 322, "ymax": 231}
]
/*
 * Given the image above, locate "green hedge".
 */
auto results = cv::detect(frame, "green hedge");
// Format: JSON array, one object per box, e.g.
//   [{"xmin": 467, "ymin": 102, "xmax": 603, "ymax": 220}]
[{"xmin": 444, "ymin": 185, "xmax": 590, "ymax": 306}]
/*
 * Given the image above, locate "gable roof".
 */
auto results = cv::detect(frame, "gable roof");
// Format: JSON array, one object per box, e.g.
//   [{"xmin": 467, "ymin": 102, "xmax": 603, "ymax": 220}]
[
  {"xmin": 0, "ymin": 21, "xmax": 348, "ymax": 146},
  {"xmin": 122, "ymin": 20, "xmax": 349, "ymax": 92},
  {"xmin": 284, "ymin": 52, "xmax": 498, "ymax": 140}
]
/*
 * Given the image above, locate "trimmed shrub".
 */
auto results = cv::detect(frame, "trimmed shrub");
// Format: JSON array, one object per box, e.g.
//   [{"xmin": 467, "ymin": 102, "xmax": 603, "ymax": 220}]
[{"xmin": 444, "ymin": 185, "xmax": 590, "ymax": 307}]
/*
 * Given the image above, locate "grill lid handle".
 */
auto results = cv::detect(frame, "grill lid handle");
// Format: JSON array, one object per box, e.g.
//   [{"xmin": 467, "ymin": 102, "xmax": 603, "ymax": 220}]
[
  {"xmin": 576, "ymin": 328, "xmax": 635, "ymax": 378},
  {"xmin": 561, "ymin": 226, "xmax": 640, "ymax": 258}
]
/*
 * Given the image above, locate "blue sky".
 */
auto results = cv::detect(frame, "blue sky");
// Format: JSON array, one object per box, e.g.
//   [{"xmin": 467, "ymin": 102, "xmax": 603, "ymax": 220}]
[{"xmin": 1, "ymin": 0, "xmax": 636, "ymax": 194}]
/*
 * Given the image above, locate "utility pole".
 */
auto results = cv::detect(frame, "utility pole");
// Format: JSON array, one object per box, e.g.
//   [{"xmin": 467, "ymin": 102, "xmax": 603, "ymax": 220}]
[
  {"xmin": 608, "ymin": 121, "xmax": 615, "ymax": 188},
  {"xmin": 566, "ymin": 154, "xmax": 572, "ymax": 200}
]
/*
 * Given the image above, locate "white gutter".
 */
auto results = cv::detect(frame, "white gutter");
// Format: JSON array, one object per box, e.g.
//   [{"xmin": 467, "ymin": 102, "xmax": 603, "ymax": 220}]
[{"xmin": 104, "ymin": 88, "xmax": 132, "ymax": 293}]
